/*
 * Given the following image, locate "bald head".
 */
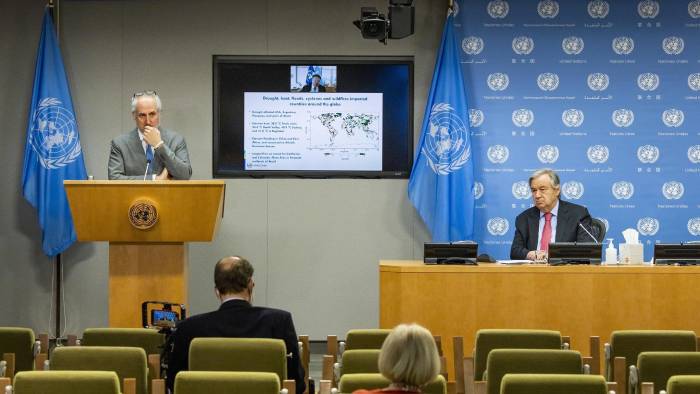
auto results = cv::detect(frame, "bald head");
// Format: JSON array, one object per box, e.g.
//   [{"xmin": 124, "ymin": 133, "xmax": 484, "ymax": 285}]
[{"xmin": 214, "ymin": 256, "xmax": 254, "ymax": 297}]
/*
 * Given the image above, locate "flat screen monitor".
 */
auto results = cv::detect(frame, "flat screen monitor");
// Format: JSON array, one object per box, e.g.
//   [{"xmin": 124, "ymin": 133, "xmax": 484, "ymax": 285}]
[
  {"xmin": 654, "ymin": 243, "xmax": 700, "ymax": 265},
  {"xmin": 547, "ymin": 242, "xmax": 602, "ymax": 265},
  {"xmin": 424, "ymin": 242, "xmax": 478, "ymax": 265},
  {"xmin": 213, "ymin": 56, "xmax": 414, "ymax": 178}
]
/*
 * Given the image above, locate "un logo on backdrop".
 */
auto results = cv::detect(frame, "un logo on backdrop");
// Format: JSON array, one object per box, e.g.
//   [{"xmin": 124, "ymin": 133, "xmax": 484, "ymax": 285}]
[
  {"xmin": 638, "ymin": 0, "xmax": 660, "ymax": 18},
  {"xmin": 689, "ymin": 73, "xmax": 700, "ymax": 91},
  {"xmin": 487, "ymin": 217, "xmax": 510, "ymax": 236},
  {"xmin": 562, "ymin": 181, "xmax": 584, "ymax": 200},
  {"xmin": 488, "ymin": 73, "xmax": 510, "ymax": 91},
  {"xmin": 612, "ymin": 181, "xmax": 635, "ymax": 200},
  {"xmin": 637, "ymin": 217, "xmax": 660, "ymax": 236},
  {"xmin": 637, "ymin": 145, "xmax": 660, "ymax": 164},
  {"xmin": 662, "ymin": 36, "xmax": 685, "ymax": 55},
  {"xmin": 512, "ymin": 181, "xmax": 531, "ymax": 200},
  {"xmin": 612, "ymin": 37, "xmax": 635, "ymax": 55},
  {"xmin": 688, "ymin": 145, "xmax": 700, "ymax": 164},
  {"xmin": 562, "ymin": 36, "xmax": 585, "ymax": 55},
  {"xmin": 537, "ymin": 73, "xmax": 559, "ymax": 91},
  {"xmin": 537, "ymin": 145, "xmax": 559, "ymax": 164},
  {"xmin": 588, "ymin": 1, "xmax": 610, "ymax": 18},
  {"xmin": 688, "ymin": 218, "xmax": 700, "ymax": 236},
  {"xmin": 637, "ymin": 73, "xmax": 660, "ymax": 91},
  {"xmin": 423, "ymin": 103, "xmax": 471, "ymax": 175},
  {"xmin": 662, "ymin": 109, "xmax": 685, "ymax": 128},
  {"xmin": 469, "ymin": 109, "xmax": 485, "ymax": 128},
  {"xmin": 462, "ymin": 36, "xmax": 484, "ymax": 55},
  {"xmin": 612, "ymin": 109, "xmax": 635, "ymax": 128},
  {"xmin": 487, "ymin": 0, "xmax": 510, "ymax": 18},
  {"xmin": 662, "ymin": 181, "xmax": 685, "ymax": 200},
  {"xmin": 487, "ymin": 145, "xmax": 510, "ymax": 164},
  {"xmin": 587, "ymin": 73, "xmax": 609, "ymax": 91},
  {"xmin": 562, "ymin": 109, "xmax": 584, "ymax": 128},
  {"xmin": 512, "ymin": 36, "xmax": 534, "ymax": 55},
  {"xmin": 690, "ymin": 1, "xmax": 700, "ymax": 18},
  {"xmin": 512, "ymin": 109, "xmax": 534, "ymax": 127},
  {"xmin": 538, "ymin": 0, "xmax": 559, "ymax": 18},
  {"xmin": 473, "ymin": 182, "xmax": 484, "ymax": 200},
  {"xmin": 587, "ymin": 145, "xmax": 610, "ymax": 164}
]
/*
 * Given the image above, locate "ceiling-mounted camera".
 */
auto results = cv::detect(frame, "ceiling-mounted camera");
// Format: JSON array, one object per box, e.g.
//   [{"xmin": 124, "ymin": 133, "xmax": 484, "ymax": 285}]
[{"xmin": 353, "ymin": 0, "xmax": 415, "ymax": 44}]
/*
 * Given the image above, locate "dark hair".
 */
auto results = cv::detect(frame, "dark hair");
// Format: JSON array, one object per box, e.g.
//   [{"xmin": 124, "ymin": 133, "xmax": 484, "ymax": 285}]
[
  {"xmin": 214, "ymin": 256, "xmax": 254, "ymax": 295},
  {"xmin": 312, "ymin": 74, "xmax": 321, "ymax": 79}
]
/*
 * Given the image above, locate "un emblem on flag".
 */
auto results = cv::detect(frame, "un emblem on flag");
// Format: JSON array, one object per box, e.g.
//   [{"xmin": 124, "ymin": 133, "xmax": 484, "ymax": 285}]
[
  {"xmin": 688, "ymin": 218, "xmax": 700, "ymax": 236},
  {"xmin": 29, "ymin": 97, "xmax": 82, "ymax": 170},
  {"xmin": 637, "ymin": 217, "xmax": 660, "ymax": 236},
  {"xmin": 422, "ymin": 103, "xmax": 471, "ymax": 175},
  {"xmin": 662, "ymin": 181, "xmax": 685, "ymax": 200},
  {"xmin": 128, "ymin": 199, "xmax": 159, "ymax": 230}
]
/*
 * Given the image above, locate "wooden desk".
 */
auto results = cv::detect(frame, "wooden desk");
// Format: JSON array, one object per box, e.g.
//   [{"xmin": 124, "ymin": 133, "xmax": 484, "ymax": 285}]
[{"xmin": 379, "ymin": 260, "xmax": 700, "ymax": 376}]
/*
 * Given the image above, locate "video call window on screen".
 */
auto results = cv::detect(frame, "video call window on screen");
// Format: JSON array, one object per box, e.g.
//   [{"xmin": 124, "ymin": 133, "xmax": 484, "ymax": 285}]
[{"xmin": 290, "ymin": 65, "xmax": 337, "ymax": 92}]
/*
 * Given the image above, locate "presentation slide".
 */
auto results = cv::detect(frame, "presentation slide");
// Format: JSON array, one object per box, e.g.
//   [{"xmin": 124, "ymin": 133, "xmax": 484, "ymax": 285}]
[{"xmin": 244, "ymin": 92, "xmax": 383, "ymax": 171}]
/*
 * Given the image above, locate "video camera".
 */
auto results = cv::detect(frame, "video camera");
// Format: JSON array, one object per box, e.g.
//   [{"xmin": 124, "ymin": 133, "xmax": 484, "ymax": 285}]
[{"xmin": 353, "ymin": 0, "xmax": 415, "ymax": 44}]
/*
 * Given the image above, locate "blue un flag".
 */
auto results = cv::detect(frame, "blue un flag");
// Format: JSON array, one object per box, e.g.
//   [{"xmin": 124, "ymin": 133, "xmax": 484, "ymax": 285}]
[
  {"xmin": 408, "ymin": 10, "xmax": 475, "ymax": 242},
  {"xmin": 22, "ymin": 9, "xmax": 87, "ymax": 256}
]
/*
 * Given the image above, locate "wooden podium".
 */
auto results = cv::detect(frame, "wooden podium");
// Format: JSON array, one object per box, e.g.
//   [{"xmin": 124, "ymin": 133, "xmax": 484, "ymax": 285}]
[{"xmin": 64, "ymin": 180, "xmax": 225, "ymax": 328}]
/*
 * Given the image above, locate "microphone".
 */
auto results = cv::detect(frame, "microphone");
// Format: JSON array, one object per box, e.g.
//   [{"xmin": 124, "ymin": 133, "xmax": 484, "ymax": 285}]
[
  {"xmin": 578, "ymin": 221, "xmax": 599, "ymax": 244},
  {"xmin": 143, "ymin": 146, "xmax": 154, "ymax": 181}
]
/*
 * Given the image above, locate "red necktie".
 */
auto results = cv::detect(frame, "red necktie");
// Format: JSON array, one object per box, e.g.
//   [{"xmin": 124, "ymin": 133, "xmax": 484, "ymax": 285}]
[{"xmin": 540, "ymin": 212, "xmax": 552, "ymax": 251}]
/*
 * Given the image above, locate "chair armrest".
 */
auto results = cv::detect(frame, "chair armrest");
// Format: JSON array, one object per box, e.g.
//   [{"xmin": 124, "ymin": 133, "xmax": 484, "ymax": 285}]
[
  {"xmin": 589, "ymin": 336, "xmax": 600, "ymax": 375},
  {"xmin": 640, "ymin": 382, "xmax": 653, "ymax": 394},
  {"xmin": 66, "ymin": 334, "xmax": 78, "ymax": 346},
  {"xmin": 464, "ymin": 356, "xmax": 475, "ymax": 394},
  {"xmin": 333, "ymin": 361, "xmax": 341, "ymax": 383},
  {"xmin": 628, "ymin": 365, "xmax": 638, "ymax": 394},
  {"xmin": 151, "ymin": 379, "xmax": 165, "ymax": 394},
  {"xmin": 0, "ymin": 378, "xmax": 10, "ymax": 394},
  {"xmin": 319, "ymin": 379, "xmax": 332, "ymax": 394},
  {"xmin": 474, "ymin": 381, "xmax": 486, "ymax": 394},
  {"xmin": 606, "ymin": 381, "xmax": 617, "ymax": 394},
  {"xmin": 562, "ymin": 336, "xmax": 571, "ymax": 349},
  {"xmin": 2, "ymin": 354, "xmax": 14, "ymax": 380},
  {"xmin": 447, "ymin": 381, "xmax": 457, "ymax": 394},
  {"xmin": 614, "ymin": 356, "xmax": 626, "ymax": 393},
  {"xmin": 582, "ymin": 358, "xmax": 591, "ymax": 374},
  {"xmin": 453, "ymin": 336, "xmax": 465, "ymax": 394},
  {"xmin": 38, "ymin": 333, "xmax": 49, "ymax": 354},
  {"xmin": 326, "ymin": 335, "xmax": 338, "ymax": 360},
  {"xmin": 148, "ymin": 354, "xmax": 160, "ymax": 380},
  {"xmin": 283, "ymin": 379, "xmax": 296, "ymax": 394},
  {"xmin": 123, "ymin": 377, "xmax": 136, "ymax": 394},
  {"xmin": 298, "ymin": 335, "xmax": 310, "ymax": 394},
  {"xmin": 34, "ymin": 353, "xmax": 48, "ymax": 371},
  {"xmin": 321, "ymin": 355, "xmax": 335, "ymax": 386}
]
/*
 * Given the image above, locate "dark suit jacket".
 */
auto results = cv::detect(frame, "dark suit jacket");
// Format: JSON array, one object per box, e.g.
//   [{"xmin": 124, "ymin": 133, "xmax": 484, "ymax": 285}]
[
  {"xmin": 510, "ymin": 199, "xmax": 593, "ymax": 259},
  {"xmin": 165, "ymin": 299, "xmax": 305, "ymax": 393},
  {"xmin": 300, "ymin": 84, "xmax": 326, "ymax": 92},
  {"xmin": 108, "ymin": 128, "xmax": 192, "ymax": 180}
]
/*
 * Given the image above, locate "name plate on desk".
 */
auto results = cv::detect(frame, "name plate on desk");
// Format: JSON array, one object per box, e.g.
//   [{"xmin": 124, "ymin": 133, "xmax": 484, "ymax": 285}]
[{"xmin": 424, "ymin": 242, "xmax": 478, "ymax": 265}]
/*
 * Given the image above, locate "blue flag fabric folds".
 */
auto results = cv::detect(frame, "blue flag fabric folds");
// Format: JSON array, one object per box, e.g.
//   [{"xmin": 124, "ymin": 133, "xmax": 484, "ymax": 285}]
[
  {"xmin": 408, "ymin": 11, "xmax": 475, "ymax": 242},
  {"xmin": 22, "ymin": 9, "xmax": 87, "ymax": 256}
]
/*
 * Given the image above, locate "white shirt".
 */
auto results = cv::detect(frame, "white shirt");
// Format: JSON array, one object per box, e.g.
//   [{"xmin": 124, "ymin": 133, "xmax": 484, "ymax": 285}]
[{"xmin": 537, "ymin": 200, "xmax": 559, "ymax": 249}]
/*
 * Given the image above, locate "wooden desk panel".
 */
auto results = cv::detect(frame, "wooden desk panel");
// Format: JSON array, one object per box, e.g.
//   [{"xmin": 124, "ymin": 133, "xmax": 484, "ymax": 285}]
[{"xmin": 379, "ymin": 260, "xmax": 700, "ymax": 377}]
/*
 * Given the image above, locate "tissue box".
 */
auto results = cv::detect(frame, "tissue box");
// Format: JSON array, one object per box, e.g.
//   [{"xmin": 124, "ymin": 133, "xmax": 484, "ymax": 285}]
[{"xmin": 619, "ymin": 243, "xmax": 643, "ymax": 264}]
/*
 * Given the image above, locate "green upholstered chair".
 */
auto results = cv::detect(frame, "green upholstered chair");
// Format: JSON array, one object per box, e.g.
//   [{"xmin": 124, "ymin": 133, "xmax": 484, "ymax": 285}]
[
  {"xmin": 336, "ymin": 349, "xmax": 380, "ymax": 381},
  {"xmin": 605, "ymin": 330, "xmax": 697, "ymax": 392},
  {"xmin": 629, "ymin": 352, "xmax": 700, "ymax": 394},
  {"xmin": 51, "ymin": 346, "xmax": 150, "ymax": 394},
  {"xmin": 174, "ymin": 371, "xmax": 281, "ymax": 394},
  {"xmin": 13, "ymin": 370, "xmax": 121, "ymax": 394},
  {"xmin": 337, "ymin": 372, "xmax": 447, "ymax": 394},
  {"xmin": 344, "ymin": 329, "xmax": 391, "ymax": 351},
  {"xmin": 664, "ymin": 375, "xmax": 700, "ymax": 394},
  {"xmin": 81, "ymin": 328, "xmax": 165, "ymax": 356},
  {"xmin": 0, "ymin": 327, "xmax": 39, "ymax": 376},
  {"xmin": 500, "ymin": 373, "xmax": 608, "ymax": 394},
  {"xmin": 188, "ymin": 337, "xmax": 296, "ymax": 393},
  {"xmin": 483, "ymin": 349, "xmax": 584, "ymax": 394}
]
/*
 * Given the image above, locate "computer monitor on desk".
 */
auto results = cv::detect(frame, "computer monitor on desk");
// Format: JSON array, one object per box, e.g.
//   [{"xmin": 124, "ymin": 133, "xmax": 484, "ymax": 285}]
[
  {"xmin": 424, "ymin": 242, "xmax": 478, "ymax": 265},
  {"xmin": 547, "ymin": 242, "xmax": 602, "ymax": 265},
  {"xmin": 654, "ymin": 243, "xmax": 700, "ymax": 265}
]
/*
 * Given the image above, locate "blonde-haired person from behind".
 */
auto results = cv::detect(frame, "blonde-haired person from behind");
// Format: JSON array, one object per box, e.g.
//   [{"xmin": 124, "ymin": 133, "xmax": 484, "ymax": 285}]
[{"xmin": 353, "ymin": 323, "xmax": 440, "ymax": 393}]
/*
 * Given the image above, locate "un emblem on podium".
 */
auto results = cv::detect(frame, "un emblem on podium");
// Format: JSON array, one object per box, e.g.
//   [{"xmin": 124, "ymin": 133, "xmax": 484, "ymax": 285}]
[{"xmin": 128, "ymin": 199, "xmax": 159, "ymax": 230}]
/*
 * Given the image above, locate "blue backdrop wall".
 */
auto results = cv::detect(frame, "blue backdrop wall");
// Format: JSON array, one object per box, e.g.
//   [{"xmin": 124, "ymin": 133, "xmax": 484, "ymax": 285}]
[{"xmin": 454, "ymin": 0, "xmax": 700, "ymax": 260}]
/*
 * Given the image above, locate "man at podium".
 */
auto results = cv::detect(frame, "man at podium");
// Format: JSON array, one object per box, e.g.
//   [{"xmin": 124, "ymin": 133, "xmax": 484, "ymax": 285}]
[
  {"xmin": 510, "ymin": 168, "xmax": 594, "ymax": 261},
  {"xmin": 108, "ymin": 91, "xmax": 192, "ymax": 180}
]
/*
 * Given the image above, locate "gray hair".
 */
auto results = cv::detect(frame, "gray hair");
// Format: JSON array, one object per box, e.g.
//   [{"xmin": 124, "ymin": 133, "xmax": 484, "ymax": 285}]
[
  {"xmin": 529, "ymin": 168, "xmax": 560, "ymax": 188},
  {"xmin": 130, "ymin": 91, "xmax": 162, "ymax": 113},
  {"xmin": 378, "ymin": 323, "xmax": 440, "ymax": 388}
]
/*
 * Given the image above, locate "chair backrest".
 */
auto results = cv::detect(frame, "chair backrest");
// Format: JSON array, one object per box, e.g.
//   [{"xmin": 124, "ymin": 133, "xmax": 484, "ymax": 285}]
[
  {"xmin": 337, "ymin": 372, "xmax": 446, "ymax": 394},
  {"xmin": 607, "ymin": 330, "xmax": 697, "ymax": 381},
  {"xmin": 500, "ymin": 373, "xmax": 608, "ymax": 394},
  {"xmin": 13, "ymin": 370, "xmax": 121, "ymax": 394},
  {"xmin": 636, "ymin": 351, "xmax": 700, "ymax": 394},
  {"xmin": 51, "ymin": 346, "xmax": 149, "ymax": 394},
  {"xmin": 474, "ymin": 329, "xmax": 563, "ymax": 380},
  {"xmin": 485, "ymin": 349, "xmax": 583, "ymax": 394},
  {"xmin": 82, "ymin": 327, "xmax": 165, "ymax": 355},
  {"xmin": 341, "ymin": 349, "xmax": 380, "ymax": 375},
  {"xmin": 174, "ymin": 371, "xmax": 280, "ymax": 394},
  {"xmin": 666, "ymin": 375, "xmax": 700, "ymax": 394},
  {"xmin": 590, "ymin": 218, "xmax": 606, "ymax": 242},
  {"xmin": 345, "ymin": 329, "xmax": 391, "ymax": 350},
  {"xmin": 188, "ymin": 338, "xmax": 287, "ymax": 384},
  {"xmin": 0, "ymin": 327, "xmax": 35, "ymax": 373}
]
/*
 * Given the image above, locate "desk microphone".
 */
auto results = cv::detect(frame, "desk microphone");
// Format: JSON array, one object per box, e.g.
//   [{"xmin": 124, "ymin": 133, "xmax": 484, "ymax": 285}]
[{"xmin": 578, "ymin": 221, "xmax": 599, "ymax": 244}]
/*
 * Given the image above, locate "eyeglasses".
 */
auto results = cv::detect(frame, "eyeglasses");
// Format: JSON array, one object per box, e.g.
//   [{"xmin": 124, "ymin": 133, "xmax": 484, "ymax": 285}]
[{"xmin": 132, "ymin": 90, "xmax": 157, "ymax": 98}]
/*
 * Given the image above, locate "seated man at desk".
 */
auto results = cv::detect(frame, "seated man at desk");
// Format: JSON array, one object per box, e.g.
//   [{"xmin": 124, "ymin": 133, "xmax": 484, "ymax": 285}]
[{"xmin": 510, "ymin": 168, "xmax": 594, "ymax": 261}]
